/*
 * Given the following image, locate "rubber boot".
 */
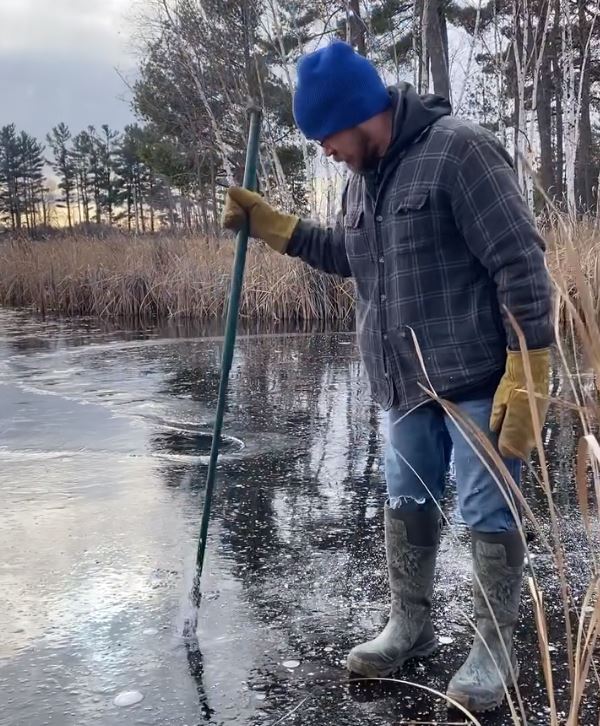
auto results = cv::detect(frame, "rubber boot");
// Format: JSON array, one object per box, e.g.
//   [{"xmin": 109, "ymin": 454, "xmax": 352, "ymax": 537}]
[
  {"xmin": 346, "ymin": 504, "xmax": 440, "ymax": 677},
  {"xmin": 446, "ymin": 530, "xmax": 524, "ymax": 712}
]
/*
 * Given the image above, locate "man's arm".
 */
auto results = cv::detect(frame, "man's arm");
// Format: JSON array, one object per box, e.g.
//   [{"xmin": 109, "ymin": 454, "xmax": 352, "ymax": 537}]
[
  {"xmin": 286, "ymin": 210, "xmax": 352, "ymax": 278},
  {"xmin": 222, "ymin": 186, "xmax": 352, "ymax": 279},
  {"xmin": 450, "ymin": 131, "xmax": 554, "ymax": 350}
]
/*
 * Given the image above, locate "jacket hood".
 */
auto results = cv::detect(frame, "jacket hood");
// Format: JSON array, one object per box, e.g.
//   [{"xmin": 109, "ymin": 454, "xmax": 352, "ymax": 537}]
[
  {"xmin": 386, "ymin": 82, "xmax": 452, "ymax": 156},
  {"xmin": 361, "ymin": 83, "xmax": 451, "ymax": 182}
]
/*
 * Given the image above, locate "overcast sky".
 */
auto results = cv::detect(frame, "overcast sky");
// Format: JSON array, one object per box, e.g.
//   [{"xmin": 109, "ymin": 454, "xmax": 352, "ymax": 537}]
[{"xmin": 0, "ymin": 0, "xmax": 138, "ymax": 143}]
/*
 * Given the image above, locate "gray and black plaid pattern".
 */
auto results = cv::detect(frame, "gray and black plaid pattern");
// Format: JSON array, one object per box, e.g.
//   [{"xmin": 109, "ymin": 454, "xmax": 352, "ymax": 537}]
[{"xmin": 288, "ymin": 116, "xmax": 554, "ymax": 411}]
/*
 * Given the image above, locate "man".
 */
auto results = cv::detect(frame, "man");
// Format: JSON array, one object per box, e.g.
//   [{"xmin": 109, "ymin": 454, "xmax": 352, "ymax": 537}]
[{"xmin": 222, "ymin": 41, "xmax": 553, "ymax": 713}]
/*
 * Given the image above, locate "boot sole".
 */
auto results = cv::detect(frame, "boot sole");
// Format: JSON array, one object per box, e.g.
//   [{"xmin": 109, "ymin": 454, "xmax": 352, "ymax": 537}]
[
  {"xmin": 346, "ymin": 638, "xmax": 438, "ymax": 678},
  {"xmin": 445, "ymin": 690, "xmax": 503, "ymax": 714},
  {"xmin": 446, "ymin": 662, "xmax": 521, "ymax": 713}
]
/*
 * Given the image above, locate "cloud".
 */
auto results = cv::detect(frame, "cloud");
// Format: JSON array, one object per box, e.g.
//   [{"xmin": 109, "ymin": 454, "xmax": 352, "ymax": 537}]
[
  {"xmin": 0, "ymin": 0, "xmax": 133, "ymax": 59},
  {"xmin": 0, "ymin": 0, "xmax": 137, "ymax": 141},
  {"xmin": 0, "ymin": 53, "xmax": 136, "ymax": 142}
]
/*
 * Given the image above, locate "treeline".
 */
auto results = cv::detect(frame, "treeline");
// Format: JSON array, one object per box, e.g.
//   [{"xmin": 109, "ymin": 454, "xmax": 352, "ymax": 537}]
[
  {"xmin": 2, "ymin": 0, "xmax": 600, "ymax": 236},
  {"xmin": 0, "ymin": 125, "xmax": 46, "ymax": 232},
  {"xmin": 0, "ymin": 121, "xmax": 215, "ymax": 235}
]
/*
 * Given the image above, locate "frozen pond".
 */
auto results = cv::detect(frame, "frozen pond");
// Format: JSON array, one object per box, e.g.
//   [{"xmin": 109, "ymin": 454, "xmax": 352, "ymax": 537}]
[{"xmin": 0, "ymin": 310, "xmax": 596, "ymax": 725}]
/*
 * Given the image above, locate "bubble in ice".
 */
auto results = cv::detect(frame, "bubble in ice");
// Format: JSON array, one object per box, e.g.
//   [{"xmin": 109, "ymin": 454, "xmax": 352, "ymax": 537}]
[
  {"xmin": 439, "ymin": 635, "xmax": 454, "ymax": 645},
  {"xmin": 114, "ymin": 690, "xmax": 144, "ymax": 707},
  {"xmin": 143, "ymin": 628, "xmax": 158, "ymax": 636},
  {"xmin": 283, "ymin": 660, "xmax": 300, "ymax": 669}
]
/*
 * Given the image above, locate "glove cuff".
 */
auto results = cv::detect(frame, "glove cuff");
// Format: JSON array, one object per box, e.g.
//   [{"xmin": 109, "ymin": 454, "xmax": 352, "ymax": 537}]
[
  {"xmin": 505, "ymin": 347, "xmax": 550, "ymax": 381},
  {"xmin": 264, "ymin": 214, "xmax": 300, "ymax": 254}
]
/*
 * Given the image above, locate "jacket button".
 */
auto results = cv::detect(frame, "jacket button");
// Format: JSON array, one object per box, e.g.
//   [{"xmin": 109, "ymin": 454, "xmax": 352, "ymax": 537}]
[
  {"xmin": 380, "ymin": 294, "xmax": 386, "ymax": 302},
  {"xmin": 379, "ymin": 256, "xmax": 384, "ymax": 263},
  {"xmin": 375, "ymin": 215, "xmax": 383, "ymax": 222}
]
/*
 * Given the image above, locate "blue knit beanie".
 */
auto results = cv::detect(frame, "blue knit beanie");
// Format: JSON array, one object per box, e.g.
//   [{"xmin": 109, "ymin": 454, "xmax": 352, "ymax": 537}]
[{"xmin": 293, "ymin": 41, "xmax": 391, "ymax": 142}]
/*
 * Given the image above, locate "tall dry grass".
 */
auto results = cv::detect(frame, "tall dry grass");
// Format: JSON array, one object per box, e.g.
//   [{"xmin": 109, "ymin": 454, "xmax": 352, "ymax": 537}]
[
  {"xmin": 0, "ymin": 220, "xmax": 599, "ymax": 326},
  {"xmin": 544, "ymin": 216, "xmax": 600, "ymax": 324},
  {"xmin": 397, "ymin": 211, "xmax": 600, "ymax": 722},
  {"xmin": 0, "ymin": 233, "xmax": 354, "ymax": 322}
]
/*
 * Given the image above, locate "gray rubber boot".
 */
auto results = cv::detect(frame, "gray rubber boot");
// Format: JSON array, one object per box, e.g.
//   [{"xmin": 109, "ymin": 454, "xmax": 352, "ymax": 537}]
[
  {"xmin": 446, "ymin": 530, "xmax": 524, "ymax": 712},
  {"xmin": 346, "ymin": 504, "xmax": 440, "ymax": 677}
]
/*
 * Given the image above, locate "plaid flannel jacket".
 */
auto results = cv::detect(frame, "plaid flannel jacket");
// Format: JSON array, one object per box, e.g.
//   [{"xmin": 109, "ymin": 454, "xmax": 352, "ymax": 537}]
[{"xmin": 287, "ymin": 116, "xmax": 554, "ymax": 411}]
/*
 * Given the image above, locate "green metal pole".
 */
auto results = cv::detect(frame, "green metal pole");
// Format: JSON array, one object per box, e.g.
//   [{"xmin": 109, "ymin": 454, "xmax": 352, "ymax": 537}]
[{"xmin": 190, "ymin": 106, "xmax": 262, "ymax": 610}]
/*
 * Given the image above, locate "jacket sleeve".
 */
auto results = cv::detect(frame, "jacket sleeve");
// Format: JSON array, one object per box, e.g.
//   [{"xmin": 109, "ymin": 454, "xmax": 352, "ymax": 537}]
[
  {"xmin": 285, "ymin": 207, "xmax": 352, "ymax": 279},
  {"xmin": 450, "ymin": 132, "xmax": 554, "ymax": 350}
]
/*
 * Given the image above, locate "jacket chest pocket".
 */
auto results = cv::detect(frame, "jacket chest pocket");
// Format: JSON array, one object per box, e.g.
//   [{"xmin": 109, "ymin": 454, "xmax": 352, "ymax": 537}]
[
  {"xmin": 389, "ymin": 188, "xmax": 434, "ymax": 248},
  {"xmin": 344, "ymin": 206, "xmax": 376, "ymax": 263}
]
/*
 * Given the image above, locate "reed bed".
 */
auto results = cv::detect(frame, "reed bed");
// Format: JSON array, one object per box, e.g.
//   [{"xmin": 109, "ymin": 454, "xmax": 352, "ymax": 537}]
[
  {"xmin": 0, "ymin": 221, "xmax": 598, "ymax": 325},
  {"xmin": 0, "ymin": 233, "xmax": 354, "ymax": 322}
]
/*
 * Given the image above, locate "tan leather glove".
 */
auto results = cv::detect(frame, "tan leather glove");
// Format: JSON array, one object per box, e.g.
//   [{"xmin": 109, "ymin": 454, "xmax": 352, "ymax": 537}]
[
  {"xmin": 490, "ymin": 348, "xmax": 550, "ymax": 461},
  {"xmin": 221, "ymin": 187, "xmax": 299, "ymax": 254}
]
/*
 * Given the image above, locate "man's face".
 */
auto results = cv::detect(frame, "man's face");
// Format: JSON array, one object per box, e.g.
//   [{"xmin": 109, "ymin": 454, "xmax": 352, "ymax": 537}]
[{"xmin": 320, "ymin": 126, "xmax": 378, "ymax": 173}]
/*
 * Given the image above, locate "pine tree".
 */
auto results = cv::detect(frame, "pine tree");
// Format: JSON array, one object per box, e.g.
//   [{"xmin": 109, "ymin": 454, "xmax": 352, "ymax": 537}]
[
  {"xmin": 97, "ymin": 125, "xmax": 120, "ymax": 225},
  {"xmin": 0, "ymin": 124, "xmax": 23, "ymax": 230},
  {"xmin": 46, "ymin": 123, "xmax": 76, "ymax": 228},
  {"xmin": 18, "ymin": 131, "xmax": 46, "ymax": 231},
  {"xmin": 114, "ymin": 124, "xmax": 157, "ymax": 233},
  {"xmin": 72, "ymin": 130, "xmax": 94, "ymax": 225}
]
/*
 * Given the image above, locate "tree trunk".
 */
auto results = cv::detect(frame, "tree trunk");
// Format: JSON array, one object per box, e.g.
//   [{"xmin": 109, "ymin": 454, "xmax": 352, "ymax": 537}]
[
  {"xmin": 167, "ymin": 186, "xmax": 176, "ymax": 229},
  {"xmin": 210, "ymin": 159, "xmax": 218, "ymax": 235},
  {"xmin": 413, "ymin": 0, "xmax": 427, "ymax": 92},
  {"xmin": 75, "ymin": 175, "xmax": 82, "ymax": 225},
  {"xmin": 562, "ymin": 8, "xmax": 578, "ymax": 215},
  {"xmin": 199, "ymin": 194, "xmax": 209, "ymax": 235},
  {"xmin": 140, "ymin": 196, "xmax": 146, "ymax": 233},
  {"xmin": 240, "ymin": 0, "xmax": 258, "ymax": 103},
  {"xmin": 512, "ymin": 54, "xmax": 521, "ymax": 176},
  {"xmin": 528, "ymin": 0, "xmax": 554, "ymax": 205},
  {"xmin": 537, "ymin": 59, "xmax": 555, "ymax": 199},
  {"xmin": 349, "ymin": 0, "xmax": 366, "ymax": 56},
  {"xmin": 576, "ymin": 82, "xmax": 593, "ymax": 212},
  {"xmin": 136, "ymin": 170, "xmax": 146, "ymax": 234},
  {"xmin": 512, "ymin": 0, "xmax": 530, "ymax": 200},
  {"xmin": 41, "ymin": 190, "xmax": 48, "ymax": 227},
  {"xmin": 13, "ymin": 178, "xmax": 22, "ymax": 230},
  {"xmin": 66, "ymin": 189, "xmax": 73, "ymax": 229},
  {"xmin": 575, "ymin": 0, "xmax": 593, "ymax": 212},
  {"xmin": 552, "ymin": 0, "xmax": 564, "ymax": 204},
  {"xmin": 427, "ymin": 0, "xmax": 450, "ymax": 100},
  {"xmin": 94, "ymin": 182, "xmax": 101, "ymax": 225},
  {"xmin": 23, "ymin": 182, "xmax": 31, "ymax": 232},
  {"xmin": 149, "ymin": 175, "xmax": 155, "ymax": 233},
  {"xmin": 29, "ymin": 181, "xmax": 37, "ymax": 231},
  {"xmin": 133, "ymin": 180, "xmax": 140, "ymax": 234},
  {"xmin": 81, "ymin": 172, "xmax": 89, "ymax": 224}
]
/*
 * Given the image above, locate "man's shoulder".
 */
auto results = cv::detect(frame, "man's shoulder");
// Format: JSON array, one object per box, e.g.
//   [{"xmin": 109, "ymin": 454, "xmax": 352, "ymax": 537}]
[{"xmin": 428, "ymin": 116, "xmax": 509, "ymax": 155}]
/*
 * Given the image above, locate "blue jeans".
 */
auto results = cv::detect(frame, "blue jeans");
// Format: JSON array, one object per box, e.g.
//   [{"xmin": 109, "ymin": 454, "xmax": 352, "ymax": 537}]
[{"xmin": 384, "ymin": 398, "xmax": 522, "ymax": 532}]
